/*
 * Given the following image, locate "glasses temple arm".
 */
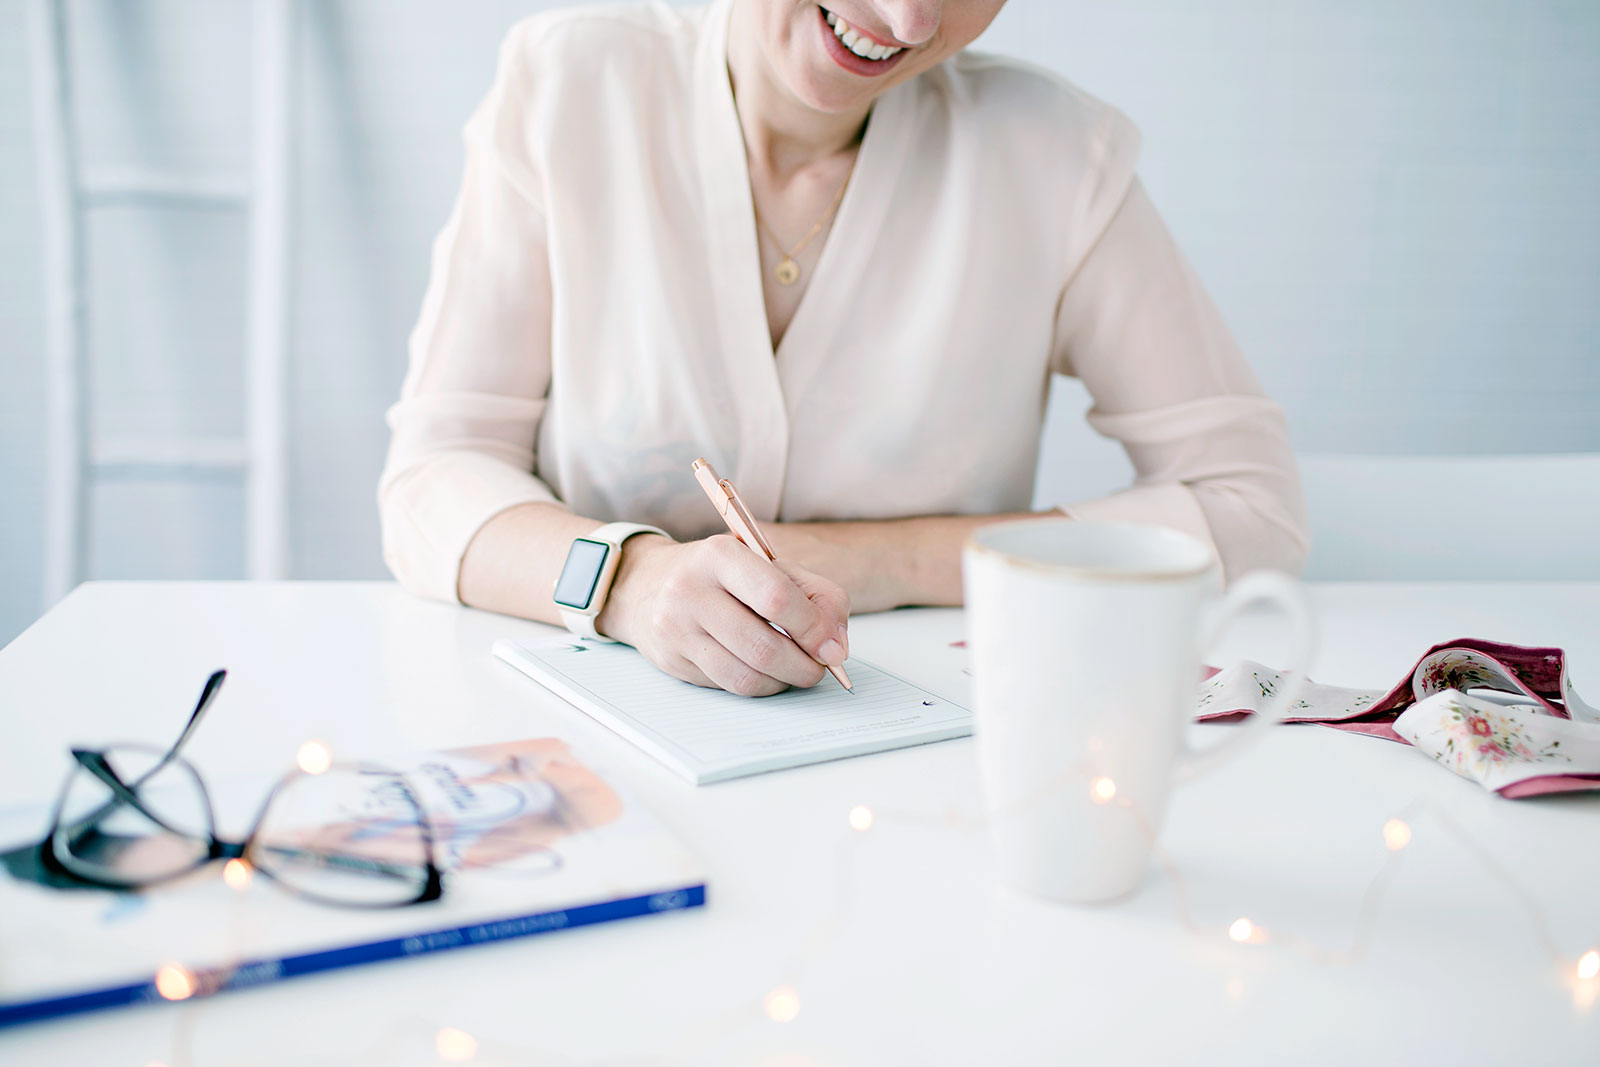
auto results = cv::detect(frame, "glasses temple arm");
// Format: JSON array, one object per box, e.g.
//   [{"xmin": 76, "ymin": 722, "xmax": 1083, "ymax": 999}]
[
  {"xmin": 165, "ymin": 670, "xmax": 226, "ymax": 761},
  {"xmin": 60, "ymin": 670, "xmax": 227, "ymax": 841},
  {"xmin": 61, "ymin": 751, "xmax": 205, "ymax": 846}
]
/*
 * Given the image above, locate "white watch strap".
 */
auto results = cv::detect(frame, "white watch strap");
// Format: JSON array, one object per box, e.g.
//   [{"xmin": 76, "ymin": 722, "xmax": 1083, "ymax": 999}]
[
  {"xmin": 559, "ymin": 522, "xmax": 669, "ymax": 643},
  {"xmin": 559, "ymin": 608, "xmax": 606, "ymax": 642}
]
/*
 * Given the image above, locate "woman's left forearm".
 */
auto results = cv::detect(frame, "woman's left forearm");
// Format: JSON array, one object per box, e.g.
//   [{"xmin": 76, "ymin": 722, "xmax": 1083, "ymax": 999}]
[{"xmin": 765, "ymin": 511, "xmax": 1052, "ymax": 613}]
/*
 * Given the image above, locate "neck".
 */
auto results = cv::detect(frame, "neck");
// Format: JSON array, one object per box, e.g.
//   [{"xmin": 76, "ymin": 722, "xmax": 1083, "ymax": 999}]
[{"xmin": 726, "ymin": 0, "xmax": 869, "ymax": 178}]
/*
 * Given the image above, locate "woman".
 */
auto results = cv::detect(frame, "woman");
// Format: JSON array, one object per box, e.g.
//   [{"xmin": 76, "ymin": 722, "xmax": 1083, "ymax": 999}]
[{"xmin": 380, "ymin": 0, "xmax": 1308, "ymax": 696}]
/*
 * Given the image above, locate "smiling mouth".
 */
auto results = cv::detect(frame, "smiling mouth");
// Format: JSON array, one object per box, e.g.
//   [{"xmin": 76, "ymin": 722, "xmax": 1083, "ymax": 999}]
[{"xmin": 823, "ymin": 7, "xmax": 904, "ymax": 61}]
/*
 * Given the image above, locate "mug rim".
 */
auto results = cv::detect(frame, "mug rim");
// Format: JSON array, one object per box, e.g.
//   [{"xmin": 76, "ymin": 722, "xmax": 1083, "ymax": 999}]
[{"xmin": 963, "ymin": 517, "xmax": 1216, "ymax": 583}]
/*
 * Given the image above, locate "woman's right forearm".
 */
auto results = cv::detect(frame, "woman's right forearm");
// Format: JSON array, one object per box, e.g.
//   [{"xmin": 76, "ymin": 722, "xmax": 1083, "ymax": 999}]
[{"xmin": 457, "ymin": 502, "xmax": 618, "ymax": 624}]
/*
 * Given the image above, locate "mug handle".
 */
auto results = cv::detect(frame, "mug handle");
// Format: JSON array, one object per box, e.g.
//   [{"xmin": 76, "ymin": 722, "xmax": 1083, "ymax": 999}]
[{"xmin": 1174, "ymin": 570, "xmax": 1317, "ymax": 784}]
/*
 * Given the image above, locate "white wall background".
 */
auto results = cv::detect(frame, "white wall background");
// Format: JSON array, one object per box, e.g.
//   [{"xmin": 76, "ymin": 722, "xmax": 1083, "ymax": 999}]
[{"xmin": 1, "ymin": 0, "xmax": 1597, "ymax": 645}]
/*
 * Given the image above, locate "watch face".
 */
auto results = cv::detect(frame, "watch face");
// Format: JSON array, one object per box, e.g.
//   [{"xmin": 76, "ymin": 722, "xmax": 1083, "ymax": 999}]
[{"xmin": 553, "ymin": 539, "xmax": 611, "ymax": 610}]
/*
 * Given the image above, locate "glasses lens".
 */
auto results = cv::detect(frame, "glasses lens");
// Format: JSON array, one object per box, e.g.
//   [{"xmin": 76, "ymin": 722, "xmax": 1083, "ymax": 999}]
[
  {"xmin": 52, "ymin": 746, "xmax": 213, "ymax": 885},
  {"xmin": 252, "ymin": 767, "xmax": 434, "ymax": 906}
]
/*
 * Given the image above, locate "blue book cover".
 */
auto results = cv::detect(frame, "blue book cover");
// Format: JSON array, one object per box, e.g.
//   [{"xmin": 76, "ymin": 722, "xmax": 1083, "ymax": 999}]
[{"xmin": 0, "ymin": 738, "xmax": 706, "ymax": 1028}]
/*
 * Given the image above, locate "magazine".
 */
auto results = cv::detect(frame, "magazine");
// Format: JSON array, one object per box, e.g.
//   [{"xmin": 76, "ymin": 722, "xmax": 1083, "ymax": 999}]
[{"xmin": 0, "ymin": 738, "xmax": 705, "ymax": 1027}]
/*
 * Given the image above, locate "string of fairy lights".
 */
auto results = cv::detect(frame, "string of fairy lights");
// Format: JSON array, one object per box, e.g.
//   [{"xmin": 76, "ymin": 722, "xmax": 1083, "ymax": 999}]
[{"xmin": 134, "ymin": 739, "xmax": 1598, "ymax": 1066}]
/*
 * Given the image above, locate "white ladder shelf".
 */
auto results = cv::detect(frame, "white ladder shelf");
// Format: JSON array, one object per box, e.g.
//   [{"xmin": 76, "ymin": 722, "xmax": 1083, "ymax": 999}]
[{"xmin": 27, "ymin": 0, "xmax": 297, "ymax": 609}]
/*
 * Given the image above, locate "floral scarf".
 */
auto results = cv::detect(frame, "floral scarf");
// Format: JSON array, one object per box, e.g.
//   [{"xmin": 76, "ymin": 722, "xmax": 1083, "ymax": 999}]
[{"xmin": 1195, "ymin": 639, "xmax": 1600, "ymax": 797}]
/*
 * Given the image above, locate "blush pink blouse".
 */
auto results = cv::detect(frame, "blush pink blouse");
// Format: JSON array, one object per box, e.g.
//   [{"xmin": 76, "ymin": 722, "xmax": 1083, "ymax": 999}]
[{"xmin": 379, "ymin": 0, "xmax": 1309, "ymax": 603}]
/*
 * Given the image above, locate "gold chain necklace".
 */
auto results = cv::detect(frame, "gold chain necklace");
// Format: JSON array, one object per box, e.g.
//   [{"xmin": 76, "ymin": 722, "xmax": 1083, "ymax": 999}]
[{"xmin": 751, "ymin": 165, "xmax": 854, "ymax": 286}]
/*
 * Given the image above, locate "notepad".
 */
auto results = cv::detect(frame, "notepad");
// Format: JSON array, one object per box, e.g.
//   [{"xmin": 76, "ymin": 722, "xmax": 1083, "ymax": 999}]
[{"xmin": 493, "ymin": 638, "xmax": 972, "ymax": 784}]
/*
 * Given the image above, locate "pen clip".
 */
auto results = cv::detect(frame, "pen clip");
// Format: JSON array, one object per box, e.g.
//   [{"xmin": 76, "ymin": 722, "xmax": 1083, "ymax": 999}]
[
  {"xmin": 720, "ymin": 480, "xmax": 776, "ymax": 559},
  {"xmin": 692, "ymin": 457, "xmax": 776, "ymax": 560}
]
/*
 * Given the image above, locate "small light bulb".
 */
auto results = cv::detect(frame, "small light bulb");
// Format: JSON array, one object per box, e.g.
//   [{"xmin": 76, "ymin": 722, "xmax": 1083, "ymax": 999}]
[
  {"xmin": 1576, "ymin": 979, "xmax": 1600, "ymax": 1012},
  {"xmin": 1579, "ymin": 949, "xmax": 1600, "ymax": 981},
  {"xmin": 296, "ymin": 740, "xmax": 331, "ymax": 776},
  {"xmin": 435, "ymin": 1027, "xmax": 478, "ymax": 1062},
  {"xmin": 1228, "ymin": 918, "xmax": 1254, "ymax": 943},
  {"xmin": 763, "ymin": 985, "xmax": 801, "ymax": 1023},
  {"xmin": 1382, "ymin": 818, "xmax": 1411, "ymax": 852},
  {"xmin": 154, "ymin": 963, "xmax": 195, "ymax": 1001},
  {"xmin": 1090, "ymin": 777, "xmax": 1117, "ymax": 804},
  {"xmin": 222, "ymin": 858, "xmax": 252, "ymax": 890},
  {"xmin": 848, "ymin": 805, "xmax": 874, "ymax": 832}
]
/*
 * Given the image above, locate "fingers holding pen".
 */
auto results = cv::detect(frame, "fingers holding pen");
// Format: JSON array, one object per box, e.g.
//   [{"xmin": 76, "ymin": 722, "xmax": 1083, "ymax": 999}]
[
  {"xmin": 773, "ymin": 558, "xmax": 850, "ymax": 660},
  {"xmin": 667, "ymin": 633, "xmax": 792, "ymax": 697},
  {"xmin": 698, "ymin": 594, "xmax": 827, "ymax": 690},
  {"xmin": 601, "ymin": 532, "xmax": 851, "ymax": 696},
  {"xmin": 709, "ymin": 537, "xmax": 849, "ymax": 669},
  {"xmin": 686, "ymin": 459, "xmax": 852, "ymax": 691},
  {"xmin": 608, "ymin": 537, "xmax": 815, "ymax": 695}
]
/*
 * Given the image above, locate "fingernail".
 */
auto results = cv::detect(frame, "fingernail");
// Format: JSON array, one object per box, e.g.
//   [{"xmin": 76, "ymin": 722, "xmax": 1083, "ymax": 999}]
[
  {"xmin": 836, "ymin": 622, "xmax": 849, "ymax": 656},
  {"xmin": 818, "ymin": 638, "xmax": 845, "ymax": 666}
]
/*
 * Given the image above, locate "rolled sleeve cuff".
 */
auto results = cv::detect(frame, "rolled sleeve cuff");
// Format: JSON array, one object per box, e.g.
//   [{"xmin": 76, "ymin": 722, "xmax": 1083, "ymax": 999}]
[{"xmin": 380, "ymin": 450, "xmax": 559, "ymax": 603}]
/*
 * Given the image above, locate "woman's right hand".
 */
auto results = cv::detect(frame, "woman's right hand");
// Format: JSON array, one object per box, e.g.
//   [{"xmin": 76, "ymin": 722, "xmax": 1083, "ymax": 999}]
[{"xmin": 594, "ymin": 535, "xmax": 851, "ymax": 696}]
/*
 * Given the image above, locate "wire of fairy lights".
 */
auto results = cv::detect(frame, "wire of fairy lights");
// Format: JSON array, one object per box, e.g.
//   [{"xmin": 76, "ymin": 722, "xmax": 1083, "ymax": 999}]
[{"xmin": 137, "ymin": 746, "xmax": 1598, "ymax": 1066}]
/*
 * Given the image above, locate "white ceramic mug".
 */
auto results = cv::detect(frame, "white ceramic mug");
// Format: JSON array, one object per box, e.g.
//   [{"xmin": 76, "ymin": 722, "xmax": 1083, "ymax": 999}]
[{"xmin": 961, "ymin": 519, "xmax": 1316, "ymax": 904}]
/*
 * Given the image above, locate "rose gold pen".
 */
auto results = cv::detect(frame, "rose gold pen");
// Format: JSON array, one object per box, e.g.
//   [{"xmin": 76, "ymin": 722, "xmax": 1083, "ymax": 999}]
[{"xmin": 692, "ymin": 457, "xmax": 853, "ymax": 692}]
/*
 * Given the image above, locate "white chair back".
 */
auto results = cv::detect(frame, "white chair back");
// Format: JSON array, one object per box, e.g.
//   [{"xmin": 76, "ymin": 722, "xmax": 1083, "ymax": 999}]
[
  {"xmin": 1035, "ymin": 381, "xmax": 1600, "ymax": 580},
  {"xmin": 1298, "ymin": 453, "xmax": 1600, "ymax": 580}
]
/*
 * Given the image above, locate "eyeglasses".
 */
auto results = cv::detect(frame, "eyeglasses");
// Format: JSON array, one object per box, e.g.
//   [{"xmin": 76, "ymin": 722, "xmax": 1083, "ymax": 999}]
[{"xmin": 17, "ymin": 671, "xmax": 443, "ymax": 909}]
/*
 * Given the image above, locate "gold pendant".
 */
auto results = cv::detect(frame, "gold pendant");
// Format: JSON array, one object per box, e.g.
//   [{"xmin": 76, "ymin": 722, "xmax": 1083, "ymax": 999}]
[{"xmin": 774, "ymin": 258, "xmax": 800, "ymax": 286}]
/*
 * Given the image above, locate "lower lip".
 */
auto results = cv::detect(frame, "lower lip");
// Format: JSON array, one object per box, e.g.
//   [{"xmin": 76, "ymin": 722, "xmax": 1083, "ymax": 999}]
[{"xmin": 817, "ymin": 5, "xmax": 909, "ymax": 78}]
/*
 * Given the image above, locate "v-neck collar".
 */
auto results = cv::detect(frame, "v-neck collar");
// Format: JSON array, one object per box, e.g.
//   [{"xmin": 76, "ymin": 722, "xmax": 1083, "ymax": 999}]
[{"xmin": 692, "ymin": 0, "xmax": 916, "ymax": 520}]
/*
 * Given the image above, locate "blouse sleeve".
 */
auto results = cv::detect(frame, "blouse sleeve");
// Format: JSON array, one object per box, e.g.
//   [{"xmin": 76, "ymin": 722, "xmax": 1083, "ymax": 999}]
[
  {"xmin": 1049, "ymin": 176, "xmax": 1310, "ymax": 581},
  {"xmin": 378, "ymin": 25, "xmax": 562, "ymax": 603}
]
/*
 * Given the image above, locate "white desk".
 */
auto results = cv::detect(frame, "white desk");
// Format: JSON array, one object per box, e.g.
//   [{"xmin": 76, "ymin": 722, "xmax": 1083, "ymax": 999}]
[{"xmin": 1, "ymin": 581, "xmax": 1597, "ymax": 1065}]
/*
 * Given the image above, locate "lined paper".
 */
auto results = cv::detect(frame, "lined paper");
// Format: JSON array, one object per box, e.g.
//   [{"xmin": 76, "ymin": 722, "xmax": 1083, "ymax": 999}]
[{"xmin": 493, "ymin": 638, "xmax": 971, "ymax": 784}]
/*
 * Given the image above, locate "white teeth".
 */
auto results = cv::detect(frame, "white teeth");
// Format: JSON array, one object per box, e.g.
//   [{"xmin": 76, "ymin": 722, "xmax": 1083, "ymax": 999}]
[{"xmin": 828, "ymin": 13, "xmax": 902, "ymax": 60}]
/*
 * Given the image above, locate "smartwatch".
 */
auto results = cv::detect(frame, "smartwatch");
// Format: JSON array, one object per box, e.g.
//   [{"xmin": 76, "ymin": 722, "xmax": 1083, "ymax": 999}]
[{"xmin": 552, "ymin": 522, "xmax": 670, "ymax": 641}]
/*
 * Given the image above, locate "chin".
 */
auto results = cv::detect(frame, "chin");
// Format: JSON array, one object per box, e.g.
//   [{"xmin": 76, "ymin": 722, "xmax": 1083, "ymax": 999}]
[{"xmin": 785, "ymin": 67, "xmax": 877, "ymax": 114}]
